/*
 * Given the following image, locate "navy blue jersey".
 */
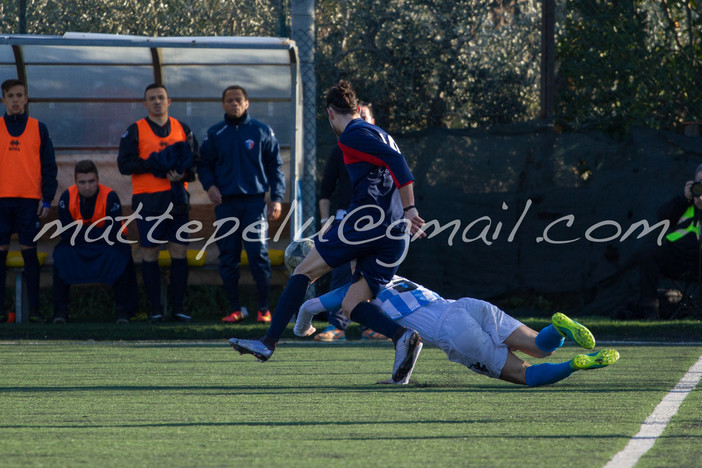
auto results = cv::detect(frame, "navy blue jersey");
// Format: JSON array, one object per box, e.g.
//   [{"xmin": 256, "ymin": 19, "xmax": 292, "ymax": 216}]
[{"xmin": 338, "ymin": 119, "xmax": 413, "ymax": 229}]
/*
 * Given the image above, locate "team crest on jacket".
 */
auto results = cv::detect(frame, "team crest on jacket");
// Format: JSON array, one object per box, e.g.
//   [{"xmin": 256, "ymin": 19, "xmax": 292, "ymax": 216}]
[{"xmin": 245, "ymin": 139, "xmax": 255, "ymax": 150}]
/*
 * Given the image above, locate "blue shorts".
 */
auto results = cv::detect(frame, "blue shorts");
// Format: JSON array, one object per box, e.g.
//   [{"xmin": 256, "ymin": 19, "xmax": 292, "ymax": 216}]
[
  {"xmin": 314, "ymin": 222, "xmax": 409, "ymax": 296},
  {"xmin": 0, "ymin": 198, "xmax": 41, "ymax": 246},
  {"xmin": 135, "ymin": 210, "xmax": 190, "ymax": 247}
]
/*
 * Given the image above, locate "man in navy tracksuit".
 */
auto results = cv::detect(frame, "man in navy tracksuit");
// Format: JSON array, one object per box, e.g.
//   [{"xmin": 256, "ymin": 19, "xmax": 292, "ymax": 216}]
[{"xmin": 198, "ymin": 85, "xmax": 285, "ymax": 324}]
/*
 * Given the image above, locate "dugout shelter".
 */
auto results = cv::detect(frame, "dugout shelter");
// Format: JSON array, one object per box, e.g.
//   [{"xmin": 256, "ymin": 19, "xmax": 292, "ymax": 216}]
[{"xmin": 0, "ymin": 33, "xmax": 306, "ymax": 240}]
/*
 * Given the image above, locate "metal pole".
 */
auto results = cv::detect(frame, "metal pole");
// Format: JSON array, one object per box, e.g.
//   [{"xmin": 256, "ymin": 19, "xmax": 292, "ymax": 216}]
[
  {"xmin": 291, "ymin": 0, "xmax": 317, "ymax": 236},
  {"xmin": 540, "ymin": 0, "xmax": 555, "ymax": 122},
  {"xmin": 18, "ymin": 0, "xmax": 28, "ymax": 34}
]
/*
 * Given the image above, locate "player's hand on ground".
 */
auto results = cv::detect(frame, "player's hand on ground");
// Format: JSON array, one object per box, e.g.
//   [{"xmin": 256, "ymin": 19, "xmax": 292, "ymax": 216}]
[
  {"xmin": 207, "ymin": 185, "xmax": 223, "ymax": 205},
  {"xmin": 404, "ymin": 207, "xmax": 426, "ymax": 238}
]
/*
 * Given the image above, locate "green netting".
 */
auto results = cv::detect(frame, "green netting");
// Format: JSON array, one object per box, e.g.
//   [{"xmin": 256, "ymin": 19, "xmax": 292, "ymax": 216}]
[{"xmin": 318, "ymin": 124, "xmax": 702, "ymax": 314}]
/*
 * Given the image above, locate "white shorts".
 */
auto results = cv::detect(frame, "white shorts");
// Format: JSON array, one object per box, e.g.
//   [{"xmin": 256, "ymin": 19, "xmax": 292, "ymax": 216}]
[{"xmin": 397, "ymin": 298, "xmax": 523, "ymax": 379}]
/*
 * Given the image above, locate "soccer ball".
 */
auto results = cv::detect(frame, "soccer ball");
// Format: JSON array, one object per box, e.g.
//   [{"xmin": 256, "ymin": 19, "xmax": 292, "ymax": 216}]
[{"xmin": 284, "ymin": 238, "xmax": 314, "ymax": 273}]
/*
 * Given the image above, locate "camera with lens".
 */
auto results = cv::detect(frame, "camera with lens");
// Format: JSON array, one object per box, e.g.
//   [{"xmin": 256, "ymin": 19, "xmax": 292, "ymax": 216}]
[{"xmin": 691, "ymin": 182, "xmax": 702, "ymax": 198}]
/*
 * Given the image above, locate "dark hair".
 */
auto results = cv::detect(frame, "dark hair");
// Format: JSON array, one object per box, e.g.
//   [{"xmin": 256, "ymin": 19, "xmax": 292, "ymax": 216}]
[
  {"xmin": 144, "ymin": 83, "xmax": 168, "ymax": 99},
  {"xmin": 222, "ymin": 85, "xmax": 248, "ymax": 101},
  {"xmin": 326, "ymin": 80, "xmax": 358, "ymax": 114},
  {"xmin": 1, "ymin": 79, "xmax": 25, "ymax": 97},
  {"xmin": 74, "ymin": 159, "xmax": 98, "ymax": 177}
]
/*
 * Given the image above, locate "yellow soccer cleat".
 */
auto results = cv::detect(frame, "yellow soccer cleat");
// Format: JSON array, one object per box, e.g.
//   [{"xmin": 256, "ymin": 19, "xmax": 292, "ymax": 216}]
[
  {"xmin": 552, "ymin": 312, "xmax": 596, "ymax": 349},
  {"xmin": 571, "ymin": 349, "xmax": 620, "ymax": 370}
]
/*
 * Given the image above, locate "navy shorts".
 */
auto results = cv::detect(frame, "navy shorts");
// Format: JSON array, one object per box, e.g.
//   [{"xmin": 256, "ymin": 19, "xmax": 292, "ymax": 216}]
[
  {"xmin": 315, "ymin": 221, "xmax": 409, "ymax": 296},
  {"xmin": 135, "ymin": 210, "xmax": 190, "ymax": 247},
  {"xmin": 0, "ymin": 198, "xmax": 41, "ymax": 246}
]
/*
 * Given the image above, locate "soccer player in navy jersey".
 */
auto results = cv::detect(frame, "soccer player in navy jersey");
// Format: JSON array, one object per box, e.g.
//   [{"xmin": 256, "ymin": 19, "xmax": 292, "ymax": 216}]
[
  {"xmin": 230, "ymin": 80, "xmax": 426, "ymax": 383},
  {"xmin": 294, "ymin": 275, "xmax": 620, "ymax": 385}
]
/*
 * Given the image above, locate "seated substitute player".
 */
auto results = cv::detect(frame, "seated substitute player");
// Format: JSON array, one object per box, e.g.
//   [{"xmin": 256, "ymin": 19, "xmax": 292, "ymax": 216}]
[
  {"xmin": 52, "ymin": 160, "xmax": 138, "ymax": 324},
  {"xmin": 230, "ymin": 80, "xmax": 426, "ymax": 384},
  {"xmin": 294, "ymin": 275, "xmax": 620, "ymax": 386}
]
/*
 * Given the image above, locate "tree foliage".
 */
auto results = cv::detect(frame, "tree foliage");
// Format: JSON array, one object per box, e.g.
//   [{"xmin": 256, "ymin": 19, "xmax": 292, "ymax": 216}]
[
  {"xmin": 0, "ymin": 0, "xmax": 285, "ymax": 37},
  {"xmin": 557, "ymin": 0, "xmax": 702, "ymax": 133},
  {"xmin": 1, "ymin": 0, "xmax": 699, "ymax": 133},
  {"xmin": 315, "ymin": 0, "xmax": 541, "ymax": 132}
]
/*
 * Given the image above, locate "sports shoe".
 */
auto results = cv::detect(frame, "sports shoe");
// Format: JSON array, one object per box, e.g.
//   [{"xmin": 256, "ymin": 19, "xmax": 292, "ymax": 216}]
[
  {"xmin": 173, "ymin": 312, "xmax": 192, "ymax": 322},
  {"xmin": 257, "ymin": 310, "xmax": 272, "ymax": 323},
  {"xmin": 314, "ymin": 325, "xmax": 346, "ymax": 342},
  {"xmin": 392, "ymin": 329, "xmax": 423, "ymax": 384},
  {"xmin": 148, "ymin": 313, "xmax": 163, "ymax": 323},
  {"xmin": 361, "ymin": 329, "xmax": 391, "ymax": 341},
  {"xmin": 229, "ymin": 338, "xmax": 273, "ymax": 362},
  {"xmin": 571, "ymin": 349, "xmax": 620, "ymax": 370},
  {"xmin": 222, "ymin": 307, "xmax": 248, "ymax": 323},
  {"xmin": 552, "ymin": 312, "xmax": 595, "ymax": 349}
]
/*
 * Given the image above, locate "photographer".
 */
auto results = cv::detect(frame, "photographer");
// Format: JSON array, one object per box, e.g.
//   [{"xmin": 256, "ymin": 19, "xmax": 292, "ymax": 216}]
[{"xmin": 633, "ymin": 164, "xmax": 702, "ymax": 320}]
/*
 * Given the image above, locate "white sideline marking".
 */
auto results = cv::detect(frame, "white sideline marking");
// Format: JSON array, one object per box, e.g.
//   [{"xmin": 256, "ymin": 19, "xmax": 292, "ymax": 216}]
[{"xmin": 604, "ymin": 354, "xmax": 702, "ymax": 468}]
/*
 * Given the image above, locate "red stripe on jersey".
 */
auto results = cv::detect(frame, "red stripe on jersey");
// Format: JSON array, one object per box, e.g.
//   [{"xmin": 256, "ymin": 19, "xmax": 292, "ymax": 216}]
[{"xmin": 338, "ymin": 142, "xmax": 402, "ymax": 188}]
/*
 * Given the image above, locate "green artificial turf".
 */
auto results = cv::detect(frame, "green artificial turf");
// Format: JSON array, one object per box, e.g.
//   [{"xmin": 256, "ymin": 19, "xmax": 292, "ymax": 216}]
[
  {"xmin": 1, "ymin": 315, "xmax": 700, "ymax": 343},
  {"xmin": 0, "ymin": 342, "xmax": 700, "ymax": 467}
]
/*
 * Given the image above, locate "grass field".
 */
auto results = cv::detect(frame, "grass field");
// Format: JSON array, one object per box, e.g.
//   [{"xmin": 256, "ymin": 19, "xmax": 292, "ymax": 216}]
[{"xmin": 1, "ymin": 334, "xmax": 701, "ymax": 467}]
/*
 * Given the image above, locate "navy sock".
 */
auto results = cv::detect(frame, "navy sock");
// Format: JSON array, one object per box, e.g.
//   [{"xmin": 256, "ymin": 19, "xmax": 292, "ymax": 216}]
[
  {"xmin": 21, "ymin": 249, "xmax": 40, "ymax": 309},
  {"xmin": 525, "ymin": 361, "xmax": 575, "ymax": 387},
  {"xmin": 0, "ymin": 250, "xmax": 7, "ymax": 314},
  {"xmin": 141, "ymin": 260, "xmax": 162, "ymax": 314},
  {"xmin": 263, "ymin": 274, "xmax": 310, "ymax": 346},
  {"xmin": 349, "ymin": 302, "xmax": 402, "ymax": 343},
  {"xmin": 169, "ymin": 258, "xmax": 188, "ymax": 313},
  {"xmin": 535, "ymin": 324, "xmax": 565, "ymax": 353}
]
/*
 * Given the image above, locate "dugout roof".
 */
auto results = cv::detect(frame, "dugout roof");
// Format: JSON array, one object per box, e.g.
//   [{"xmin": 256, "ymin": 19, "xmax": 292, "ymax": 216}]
[{"xmin": 0, "ymin": 33, "xmax": 305, "ymax": 235}]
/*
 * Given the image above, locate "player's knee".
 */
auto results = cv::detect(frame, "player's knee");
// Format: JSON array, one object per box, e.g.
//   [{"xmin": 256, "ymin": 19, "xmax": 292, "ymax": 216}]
[
  {"xmin": 140, "ymin": 247, "xmax": 160, "ymax": 262},
  {"xmin": 292, "ymin": 255, "xmax": 329, "ymax": 281},
  {"xmin": 341, "ymin": 297, "xmax": 360, "ymax": 318}
]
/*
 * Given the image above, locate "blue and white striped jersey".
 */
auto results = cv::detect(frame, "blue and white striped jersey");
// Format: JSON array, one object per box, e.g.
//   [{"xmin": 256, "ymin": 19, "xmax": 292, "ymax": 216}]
[{"xmin": 318, "ymin": 275, "xmax": 443, "ymax": 320}]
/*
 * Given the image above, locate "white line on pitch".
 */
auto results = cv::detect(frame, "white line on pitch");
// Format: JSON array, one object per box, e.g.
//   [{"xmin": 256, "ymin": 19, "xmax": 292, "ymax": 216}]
[{"xmin": 604, "ymin": 354, "xmax": 702, "ymax": 468}]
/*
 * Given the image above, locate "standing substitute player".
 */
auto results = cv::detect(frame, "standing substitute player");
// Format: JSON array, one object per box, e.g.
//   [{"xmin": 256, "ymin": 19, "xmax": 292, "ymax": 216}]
[
  {"xmin": 0, "ymin": 79, "xmax": 57, "ymax": 323},
  {"xmin": 118, "ymin": 83, "xmax": 197, "ymax": 322},
  {"xmin": 230, "ymin": 80, "xmax": 426, "ymax": 384}
]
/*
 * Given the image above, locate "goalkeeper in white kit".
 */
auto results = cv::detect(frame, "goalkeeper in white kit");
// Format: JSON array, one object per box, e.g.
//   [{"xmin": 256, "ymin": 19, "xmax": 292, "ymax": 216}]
[{"xmin": 294, "ymin": 276, "xmax": 619, "ymax": 385}]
